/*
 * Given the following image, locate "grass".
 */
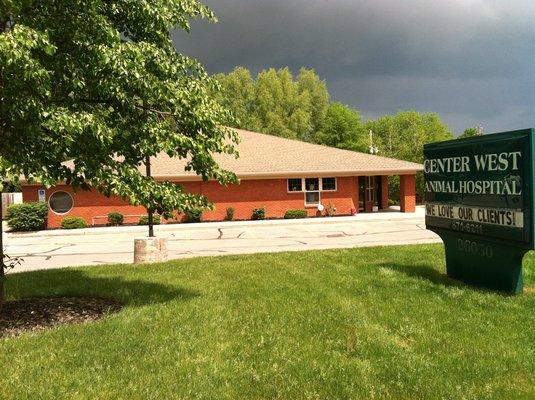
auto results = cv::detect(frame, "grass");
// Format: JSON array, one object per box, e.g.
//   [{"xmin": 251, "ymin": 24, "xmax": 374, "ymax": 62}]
[{"xmin": 1, "ymin": 244, "xmax": 534, "ymax": 400}]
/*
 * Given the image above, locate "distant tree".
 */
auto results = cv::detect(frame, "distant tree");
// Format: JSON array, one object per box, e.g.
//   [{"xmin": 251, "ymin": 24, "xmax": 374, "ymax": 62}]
[
  {"xmin": 297, "ymin": 68, "xmax": 329, "ymax": 141},
  {"xmin": 314, "ymin": 103, "xmax": 367, "ymax": 151},
  {"xmin": 458, "ymin": 127, "xmax": 478, "ymax": 139},
  {"xmin": 213, "ymin": 67, "xmax": 260, "ymax": 131},
  {"xmin": 215, "ymin": 67, "xmax": 329, "ymax": 141},
  {"xmin": 252, "ymin": 68, "xmax": 309, "ymax": 139},
  {"xmin": 365, "ymin": 111, "xmax": 452, "ymax": 201}
]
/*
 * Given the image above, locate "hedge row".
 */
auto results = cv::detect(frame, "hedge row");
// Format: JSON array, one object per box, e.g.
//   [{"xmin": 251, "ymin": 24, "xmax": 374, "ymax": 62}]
[
  {"xmin": 6, "ymin": 202, "xmax": 48, "ymax": 232},
  {"xmin": 284, "ymin": 209, "xmax": 308, "ymax": 219}
]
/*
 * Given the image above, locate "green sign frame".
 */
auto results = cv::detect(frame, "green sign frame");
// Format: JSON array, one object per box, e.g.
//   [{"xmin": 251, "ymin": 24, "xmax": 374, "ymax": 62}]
[{"xmin": 424, "ymin": 128, "xmax": 535, "ymax": 294}]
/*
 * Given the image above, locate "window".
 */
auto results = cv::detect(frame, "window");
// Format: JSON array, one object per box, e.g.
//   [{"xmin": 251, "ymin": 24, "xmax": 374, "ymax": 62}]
[
  {"xmin": 305, "ymin": 191, "xmax": 320, "ymax": 205},
  {"xmin": 305, "ymin": 178, "xmax": 319, "ymax": 191},
  {"xmin": 322, "ymin": 177, "xmax": 336, "ymax": 191},
  {"xmin": 49, "ymin": 191, "xmax": 73, "ymax": 214},
  {"xmin": 288, "ymin": 178, "xmax": 302, "ymax": 192},
  {"xmin": 288, "ymin": 177, "xmax": 337, "ymax": 206},
  {"xmin": 304, "ymin": 178, "xmax": 320, "ymax": 206}
]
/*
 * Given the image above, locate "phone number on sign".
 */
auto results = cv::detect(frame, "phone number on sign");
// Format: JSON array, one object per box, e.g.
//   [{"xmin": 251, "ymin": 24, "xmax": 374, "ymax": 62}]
[{"xmin": 451, "ymin": 220, "xmax": 483, "ymax": 235}]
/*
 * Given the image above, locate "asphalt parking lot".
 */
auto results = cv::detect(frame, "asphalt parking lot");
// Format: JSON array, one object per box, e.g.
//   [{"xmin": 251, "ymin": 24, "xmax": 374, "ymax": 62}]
[{"xmin": 3, "ymin": 207, "xmax": 440, "ymax": 272}]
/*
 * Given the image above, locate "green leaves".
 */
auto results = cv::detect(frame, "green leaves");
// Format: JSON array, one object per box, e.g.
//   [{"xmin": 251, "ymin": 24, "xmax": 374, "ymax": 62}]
[
  {"xmin": 0, "ymin": 0, "xmax": 237, "ymax": 215},
  {"xmin": 315, "ymin": 102, "xmax": 366, "ymax": 152},
  {"xmin": 214, "ymin": 67, "xmax": 329, "ymax": 141}
]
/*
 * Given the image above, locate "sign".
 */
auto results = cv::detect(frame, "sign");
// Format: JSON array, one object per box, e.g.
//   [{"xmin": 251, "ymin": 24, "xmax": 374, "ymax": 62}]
[
  {"xmin": 38, "ymin": 189, "xmax": 46, "ymax": 203},
  {"xmin": 424, "ymin": 128, "xmax": 535, "ymax": 294}
]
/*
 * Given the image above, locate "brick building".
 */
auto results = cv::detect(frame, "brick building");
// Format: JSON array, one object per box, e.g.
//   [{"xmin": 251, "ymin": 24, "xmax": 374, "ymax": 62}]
[{"xmin": 21, "ymin": 129, "xmax": 422, "ymax": 228}]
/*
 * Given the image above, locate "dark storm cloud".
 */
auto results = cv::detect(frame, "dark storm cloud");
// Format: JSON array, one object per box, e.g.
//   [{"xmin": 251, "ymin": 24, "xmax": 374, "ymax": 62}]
[{"xmin": 172, "ymin": 0, "xmax": 535, "ymax": 134}]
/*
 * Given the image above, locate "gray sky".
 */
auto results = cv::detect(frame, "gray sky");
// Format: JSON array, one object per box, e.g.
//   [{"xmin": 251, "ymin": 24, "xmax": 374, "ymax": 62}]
[{"xmin": 172, "ymin": 0, "xmax": 535, "ymax": 135}]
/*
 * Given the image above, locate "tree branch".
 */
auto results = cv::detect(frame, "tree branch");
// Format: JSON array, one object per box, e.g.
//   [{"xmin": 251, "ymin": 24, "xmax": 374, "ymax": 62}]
[{"xmin": 50, "ymin": 99, "xmax": 173, "ymax": 118}]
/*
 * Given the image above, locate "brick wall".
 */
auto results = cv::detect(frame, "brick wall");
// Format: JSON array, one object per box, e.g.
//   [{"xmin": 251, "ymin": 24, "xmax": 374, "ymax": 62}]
[
  {"xmin": 22, "ymin": 176, "xmax": 360, "ymax": 228},
  {"xmin": 21, "ymin": 185, "xmax": 146, "ymax": 228},
  {"xmin": 399, "ymin": 174, "xmax": 416, "ymax": 212}
]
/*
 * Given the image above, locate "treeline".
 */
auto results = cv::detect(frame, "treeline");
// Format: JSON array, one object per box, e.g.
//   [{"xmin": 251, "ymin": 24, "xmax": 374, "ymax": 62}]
[{"xmin": 214, "ymin": 67, "xmax": 453, "ymax": 200}]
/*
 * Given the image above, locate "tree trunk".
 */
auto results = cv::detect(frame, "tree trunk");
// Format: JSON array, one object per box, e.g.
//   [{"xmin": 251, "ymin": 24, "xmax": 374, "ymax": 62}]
[
  {"xmin": 0, "ymin": 18, "xmax": 8, "ymax": 308},
  {"xmin": 145, "ymin": 155, "xmax": 154, "ymax": 238},
  {"xmin": 0, "ymin": 192, "xmax": 5, "ymax": 307}
]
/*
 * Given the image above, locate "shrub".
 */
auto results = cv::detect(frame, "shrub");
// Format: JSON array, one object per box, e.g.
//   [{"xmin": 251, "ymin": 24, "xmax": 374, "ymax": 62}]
[
  {"xmin": 325, "ymin": 203, "xmax": 336, "ymax": 217},
  {"xmin": 284, "ymin": 209, "xmax": 307, "ymax": 219},
  {"xmin": 184, "ymin": 208, "xmax": 203, "ymax": 223},
  {"xmin": 138, "ymin": 214, "xmax": 161, "ymax": 225},
  {"xmin": 252, "ymin": 207, "xmax": 266, "ymax": 220},
  {"xmin": 6, "ymin": 202, "xmax": 48, "ymax": 232},
  {"xmin": 107, "ymin": 212, "xmax": 124, "ymax": 226},
  {"xmin": 225, "ymin": 207, "xmax": 234, "ymax": 221},
  {"xmin": 61, "ymin": 216, "xmax": 87, "ymax": 229}
]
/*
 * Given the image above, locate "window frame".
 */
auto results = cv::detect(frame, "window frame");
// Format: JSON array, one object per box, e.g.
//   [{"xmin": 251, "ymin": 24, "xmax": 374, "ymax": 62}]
[
  {"xmin": 48, "ymin": 190, "xmax": 74, "ymax": 215},
  {"xmin": 321, "ymin": 177, "xmax": 337, "ymax": 192},
  {"xmin": 287, "ymin": 178, "xmax": 303, "ymax": 193},
  {"xmin": 286, "ymin": 177, "xmax": 338, "ymax": 207},
  {"xmin": 304, "ymin": 191, "xmax": 321, "ymax": 207}
]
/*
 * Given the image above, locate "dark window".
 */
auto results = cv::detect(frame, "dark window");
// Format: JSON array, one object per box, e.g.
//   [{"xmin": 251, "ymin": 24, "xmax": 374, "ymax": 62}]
[
  {"xmin": 288, "ymin": 178, "xmax": 302, "ymax": 192},
  {"xmin": 305, "ymin": 178, "xmax": 319, "ymax": 191},
  {"xmin": 322, "ymin": 177, "xmax": 336, "ymax": 191},
  {"xmin": 49, "ymin": 191, "xmax": 73, "ymax": 214},
  {"xmin": 305, "ymin": 192, "xmax": 320, "ymax": 205}
]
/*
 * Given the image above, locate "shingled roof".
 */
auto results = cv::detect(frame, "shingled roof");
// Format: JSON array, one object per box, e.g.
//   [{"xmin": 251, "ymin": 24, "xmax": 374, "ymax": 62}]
[{"xmin": 148, "ymin": 128, "xmax": 422, "ymax": 180}]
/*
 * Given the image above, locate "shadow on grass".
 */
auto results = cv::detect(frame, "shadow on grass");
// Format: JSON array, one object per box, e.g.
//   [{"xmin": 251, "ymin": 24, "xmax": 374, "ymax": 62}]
[
  {"xmin": 4, "ymin": 267, "xmax": 199, "ymax": 307},
  {"xmin": 379, "ymin": 262, "xmax": 464, "ymax": 288}
]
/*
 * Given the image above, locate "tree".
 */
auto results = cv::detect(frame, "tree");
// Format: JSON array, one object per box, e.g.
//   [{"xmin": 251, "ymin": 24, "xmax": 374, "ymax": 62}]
[
  {"xmin": 254, "ymin": 68, "xmax": 311, "ymax": 139},
  {"xmin": 0, "ymin": 0, "xmax": 238, "ymax": 303},
  {"xmin": 213, "ymin": 67, "xmax": 260, "ymax": 131},
  {"xmin": 458, "ymin": 127, "xmax": 478, "ymax": 139},
  {"xmin": 365, "ymin": 111, "xmax": 452, "ymax": 201},
  {"xmin": 296, "ymin": 68, "xmax": 329, "ymax": 141},
  {"xmin": 215, "ymin": 67, "xmax": 329, "ymax": 141},
  {"xmin": 314, "ymin": 103, "xmax": 367, "ymax": 152}
]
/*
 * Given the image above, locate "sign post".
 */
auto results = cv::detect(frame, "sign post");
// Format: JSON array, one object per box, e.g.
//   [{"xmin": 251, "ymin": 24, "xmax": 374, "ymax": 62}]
[{"xmin": 424, "ymin": 128, "xmax": 535, "ymax": 294}]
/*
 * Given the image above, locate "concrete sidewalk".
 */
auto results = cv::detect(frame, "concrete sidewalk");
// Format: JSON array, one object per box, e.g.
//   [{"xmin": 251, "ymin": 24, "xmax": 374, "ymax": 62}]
[
  {"xmin": 3, "ymin": 206, "xmax": 441, "ymax": 273},
  {"xmin": 5, "ymin": 206, "xmax": 425, "ymax": 238}
]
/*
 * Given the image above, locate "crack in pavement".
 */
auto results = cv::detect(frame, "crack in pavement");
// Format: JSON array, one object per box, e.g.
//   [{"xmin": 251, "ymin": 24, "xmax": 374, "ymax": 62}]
[{"xmin": 13, "ymin": 243, "xmax": 77, "ymax": 258}]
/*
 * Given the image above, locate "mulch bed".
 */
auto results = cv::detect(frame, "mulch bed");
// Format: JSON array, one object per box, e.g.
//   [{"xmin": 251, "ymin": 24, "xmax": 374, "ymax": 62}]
[{"xmin": 0, "ymin": 297, "xmax": 123, "ymax": 338}]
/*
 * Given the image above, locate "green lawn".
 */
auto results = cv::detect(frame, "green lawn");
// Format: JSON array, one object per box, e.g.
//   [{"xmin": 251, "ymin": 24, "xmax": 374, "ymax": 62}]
[{"xmin": 1, "ymin": 244, "xmax": 534, "ymax": 400}]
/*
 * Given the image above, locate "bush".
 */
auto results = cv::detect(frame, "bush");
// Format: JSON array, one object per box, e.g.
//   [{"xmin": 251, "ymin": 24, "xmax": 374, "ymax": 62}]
[
  {"xmin": 184, "ymin": 208, "xmax": 203, "ymax": 223},
  {"xmin": 107, "ymin": 212, "xmax": 124, "ymax": 226},
  {"xmin": 6, "ymin": 202, "xmax": 48, "ymax": 232},
  {"xmin": 61, "ymin": 216, "xmax": 88, "ymax": 229},
  {"xmin": 252, "ymin": 207, "xmax": 266, "ymax": 220},
  {"xmin": 284, "ymin": 209, "xmax": 307, "ymax": 219},
  {"xmin": 225, "ymin": 207, "xmax": 234, "ymax": 221},
  {"xmin": 138, "ymin": 214, "xmax": 161, "ymax": 225},
  {"xmin": 325, "ymin": 203, "xmax": 336, "ymax": 217}
]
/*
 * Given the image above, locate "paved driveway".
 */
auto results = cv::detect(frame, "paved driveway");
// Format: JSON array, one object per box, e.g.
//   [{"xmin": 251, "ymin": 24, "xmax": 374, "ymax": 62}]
[{"xmin": 3, "ymin": 207, "xmax": 441, "ymax": 272}]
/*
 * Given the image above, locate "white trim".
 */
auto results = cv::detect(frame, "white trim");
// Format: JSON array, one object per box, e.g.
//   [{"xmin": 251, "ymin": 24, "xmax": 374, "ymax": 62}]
[
  {"xmin": 286, "ymin": 177, "xmax": 338, "ymax": 193},
  {"xmin": 21, "ymin": 170, "xmax": 419, "ymax": 185},
  {"xmin": 48, "ymin": 190, "xmax": 74, "ymax": 215},
  {"xmin": 287, "ymin": 178, "xmax": 303, "ymax": 193},
  {"xmin": 320, "ymin": 177, "xmax": 337, "ymax": 192},
  {"xmin": 304, "ymin": 177, "xmax": 320, "ymax": 192},
  {"xmin": 304, "ymin": 191, "xmax": 321, "ymax": 207}
]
